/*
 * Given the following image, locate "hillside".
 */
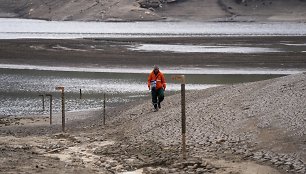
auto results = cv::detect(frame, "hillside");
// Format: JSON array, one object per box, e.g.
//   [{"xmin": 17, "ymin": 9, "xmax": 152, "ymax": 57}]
[{"xmin": 0, "ymin": 0, "xmax": 306, "ymax": 22}]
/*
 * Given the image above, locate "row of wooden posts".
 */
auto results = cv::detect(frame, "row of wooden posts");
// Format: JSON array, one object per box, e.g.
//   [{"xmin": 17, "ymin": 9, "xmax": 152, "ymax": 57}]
[
  {"xmin": 39, "ymin": 87, "xmax": 106, "ymax": 132},
  {"xmin": 38, "ymin": 75, "xmax": 186, "ymax": 159}
]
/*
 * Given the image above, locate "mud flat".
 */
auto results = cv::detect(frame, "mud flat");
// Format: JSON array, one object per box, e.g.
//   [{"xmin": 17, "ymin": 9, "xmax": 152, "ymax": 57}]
[
  {"xmin": 1, "ymin": 35, "xmax": 306, "ymax": 117},
  {"xmin": 0, "ymin": 73, "xmax": 305, "ymax": 174},
  {"xmin": 1, "ymin": 36, "xmax": 306, "ymax": 69}
]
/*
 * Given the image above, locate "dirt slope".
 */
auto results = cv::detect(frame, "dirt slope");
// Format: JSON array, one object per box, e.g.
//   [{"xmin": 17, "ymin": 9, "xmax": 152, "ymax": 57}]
[
  {"xmin": 223, "ymin": 0, "xmax": 306, "ymax": 22},
  {"xmin": 0, "ymin": 0, "xmax": 160, "ymax": 21},
  {"xmin": 113, "ymin": 72, "xmax": 306, "ymax": 173},
  {"xmin": 0, "ymin": 0, "xmax": 306, "ymax": 21},
  {"xmin": 155, "ymin": 0, "xmax": 230, "ymax": 21}
]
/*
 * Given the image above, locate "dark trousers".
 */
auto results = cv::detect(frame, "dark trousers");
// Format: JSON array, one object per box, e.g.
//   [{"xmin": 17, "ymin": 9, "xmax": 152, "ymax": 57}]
[{"xmin": 151, "ymin": 88, "xmax": 164, "ymax": 106}]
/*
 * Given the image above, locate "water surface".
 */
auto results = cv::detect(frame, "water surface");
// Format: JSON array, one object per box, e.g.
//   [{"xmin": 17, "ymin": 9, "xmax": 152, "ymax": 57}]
[
  {"xmin": 1, "ymin": 18, "xmax": 306, "ymax": 39},
  {"xmin": 0, "ymin": 67, "xmax": 287, "ymax": 116}
]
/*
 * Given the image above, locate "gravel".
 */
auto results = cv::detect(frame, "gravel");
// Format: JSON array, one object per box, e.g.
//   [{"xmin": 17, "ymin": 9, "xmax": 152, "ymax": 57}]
[{"xmin": 110, "ymin": 72, "xmax": 306, "ymax": 173}]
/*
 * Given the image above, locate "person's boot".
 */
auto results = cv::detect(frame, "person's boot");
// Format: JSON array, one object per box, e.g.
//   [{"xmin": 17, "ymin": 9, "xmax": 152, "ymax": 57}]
[
  {"xmin": 158, "ymin": 102, "xmax": 161, "ymax": 109},
  {"xmin": 154, "ymin": 104, "xmax": 159, "ymax": 112}
]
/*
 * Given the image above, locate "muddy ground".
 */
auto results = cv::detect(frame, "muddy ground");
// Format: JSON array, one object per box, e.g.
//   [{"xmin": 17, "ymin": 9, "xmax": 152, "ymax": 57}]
[
  {"xmin": 0, "ymin": 73, "xmax": 305, "ymax": 174},
  {"xmin": 1, "ymin": 36, "xmax": 306, "ymax": 69},
  {"xmin": 0, "ymin": 36, "xmax": 306, "ymax": 173},
  {"xmin": 0, "ymin": 101, "xmax": 288, "ymax": 174}
]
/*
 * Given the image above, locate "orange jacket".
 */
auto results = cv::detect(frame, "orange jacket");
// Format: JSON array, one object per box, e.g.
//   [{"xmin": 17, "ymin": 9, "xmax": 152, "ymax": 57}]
[{"xmin": 148, "ymin": 70, "xmax": 166, "ymax": 90}]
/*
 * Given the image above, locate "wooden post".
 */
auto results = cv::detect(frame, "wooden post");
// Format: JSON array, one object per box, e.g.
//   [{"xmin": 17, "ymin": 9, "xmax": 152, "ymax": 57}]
[
  {"xmin": 56, "ymin": 86, "xmax": 65, "ymax": 132},
  {"xmin": 172, "ymin": 75, "xmax": 187, "ymax": 159},
  {"xmin": 181, "ymin": 82, "xmax": 186, "ymax": 160},
  {"xmin": 39, "ymin": 94, "xmax": 45, "ymax": 111},
  {"xmin": 103, "ymin": 93, "xmax": 106, "ymax": 125},
  {"xmin": 80, "ymin": 89, "xmax": 82, "ymax": 99},
  {"xmin": 46, "ymin": 94, "xmax": 53, "ymax": 125}
]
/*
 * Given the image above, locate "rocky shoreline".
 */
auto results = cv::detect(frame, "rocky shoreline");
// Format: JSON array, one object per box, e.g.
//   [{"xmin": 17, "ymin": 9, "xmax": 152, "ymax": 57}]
[{"xmin": 1, "ymin": 73, "xmax": 305, "ymax": 173}]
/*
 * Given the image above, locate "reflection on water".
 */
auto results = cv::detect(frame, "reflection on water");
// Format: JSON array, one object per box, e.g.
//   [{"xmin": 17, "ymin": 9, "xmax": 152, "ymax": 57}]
[{"xmin": 0, "ymin": 68, "xmax": 284, "ymax": 116}]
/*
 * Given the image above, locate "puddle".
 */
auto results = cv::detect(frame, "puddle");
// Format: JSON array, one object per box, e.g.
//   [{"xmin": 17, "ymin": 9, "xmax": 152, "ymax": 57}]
[
  {"xmin": 119, "ymin": 169, "xmax": 143, "ymax": 174},
  {"xmin": 129, "ymin": 44, "xmax": 282, "ymax": 53},
  {"xmin": 52, "ymin": 45, "xmax": 87, "ymax": 52},
  {"xmin": 44, "ymin": 140, "xmax": 115, "ymax": 166},
  {"xmin": 282, "ymin": 43, "xmax": 306, "ymax": 46}
]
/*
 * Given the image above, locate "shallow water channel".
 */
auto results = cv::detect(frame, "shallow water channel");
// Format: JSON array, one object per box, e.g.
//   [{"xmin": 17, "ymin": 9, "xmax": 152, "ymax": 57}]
[
  {"xmin": 1, "ymin": 18, "xmax": 306, "ymax": 117},
  {"xmin": 0, "ymin": 67, "xmax": 288, "ymax": 117}
]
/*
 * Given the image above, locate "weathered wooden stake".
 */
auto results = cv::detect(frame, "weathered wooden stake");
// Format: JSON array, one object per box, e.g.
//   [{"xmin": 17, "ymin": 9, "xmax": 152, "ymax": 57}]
[
  {"xmin": 56, "ymin": 86, "xmax": 65, "ymax": 132},
  {"xmin": 181, "ymin": 82, "xmax": 186, "ymax": 160},
  {"xmin": 80, "ymin": 89, "xmax": 82, "ymax": 99},
  {"xmin": 103, "ymin": 93, "xmax": 106, "ymax": 125},
  {"xmin": 46, "ymin": 94, "xmax": 53, "ymax": 125},
  {"xmin": 172, "ymin": 75, "xmax": 187, "ymax": 160},
  {"xmin": 39, "ymin": 94, "xmax": 45, "ymax": 111}
]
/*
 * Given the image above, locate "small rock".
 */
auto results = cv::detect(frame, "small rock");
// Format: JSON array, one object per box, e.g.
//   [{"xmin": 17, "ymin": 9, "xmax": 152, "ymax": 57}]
[
  {"xmin": 196, "ymin": 168, "xmax": 206, "ymax": 173},
  {"xmin": 168, "ymin": 168, "xmax": 177, "ymax": 173}
]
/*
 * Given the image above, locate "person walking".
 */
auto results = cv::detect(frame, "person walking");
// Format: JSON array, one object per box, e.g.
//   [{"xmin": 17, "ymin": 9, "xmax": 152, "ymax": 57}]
[{"xmin": 148, "ymin": 65, "xmax": 166, "ymax": 111}]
